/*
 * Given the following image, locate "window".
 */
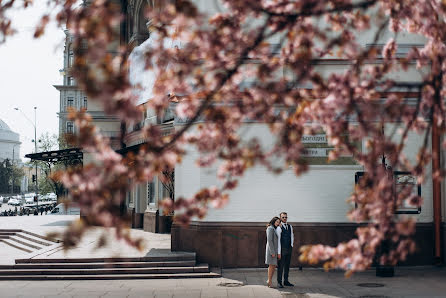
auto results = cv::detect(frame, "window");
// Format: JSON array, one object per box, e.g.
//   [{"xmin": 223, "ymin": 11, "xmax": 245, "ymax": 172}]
[
  {"xmin": 148, "ymin": 181, "xmax": 155, "ymax": 204},
  {"xmin": 127, "ymin": 179, "xmax": 133, "ymax": 205},
  {"xmin": 83, "ymin": 97, "xmax": 87, "ymax": 110},
  {"xmin": 68, "ymin": 51, "xmax": 74, "ymax": 67},
  {"xmin": 68, "ymin": 77, "xmax": 75, "ymax": 86},
  {"xmin": 67, "ymin": 97, "xmax": 74, "ymax": 108},
  {"xmin": 66, "ymin": 121, "xmax": 74, "ymax": 134}
]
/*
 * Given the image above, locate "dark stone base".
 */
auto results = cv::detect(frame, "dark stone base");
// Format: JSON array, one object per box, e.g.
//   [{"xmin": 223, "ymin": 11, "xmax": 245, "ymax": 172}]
[
  {"xmin": 442, "ymin": 222, "xmax": 446, "ymax": 265},
  {"xmin": 127, "ymin": 208, "xmax": 143, "ymax": 229},
  {"xmin": 144, "ymin": 211, "xmax": 158, "ymax": 233},
  {"xmin": 376, "ymin": 266, "xmax": 395, "ymax": 277},
  {"xmin": 144, "ymin": 211, "xmax": 173, "ymax": 233},
  {"xmin": 133, "ymin": 213, "xmax": 144, "ymax": 229},
  {"xmin": 172, "ymin": 222, "xmax": 439, "ymax": 268}
]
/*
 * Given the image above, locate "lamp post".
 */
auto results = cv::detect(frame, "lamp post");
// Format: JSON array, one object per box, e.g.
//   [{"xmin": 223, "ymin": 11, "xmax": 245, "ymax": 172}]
[
  {"xmin": 375, "ymin": 124, "xmax": 395, "ymax": 277},
  {"xmin": 14, "ymin": 107, "xmax": 38, "ymax": 207},
  {"xmin": 11, "ymin": 144, "xmax": 20, "ymax": 194}
]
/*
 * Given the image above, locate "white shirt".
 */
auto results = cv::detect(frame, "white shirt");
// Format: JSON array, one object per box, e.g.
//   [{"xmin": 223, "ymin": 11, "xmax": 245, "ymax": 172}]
[{"xmin": 276, "ymin": 223, "xmax": 294, "ymax": 253}]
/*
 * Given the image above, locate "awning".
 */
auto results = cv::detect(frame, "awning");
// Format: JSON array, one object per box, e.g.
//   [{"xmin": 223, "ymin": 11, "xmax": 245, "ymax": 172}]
[{"xmin": 25, "ymin": 148, "xmax": 83, "ymax": 164}]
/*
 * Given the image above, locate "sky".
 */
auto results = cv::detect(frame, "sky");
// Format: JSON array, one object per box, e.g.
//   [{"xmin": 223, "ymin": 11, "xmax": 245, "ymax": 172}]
[{"xmin": 0, "ymin": 2, "xmax": 65, "ymax": 160}]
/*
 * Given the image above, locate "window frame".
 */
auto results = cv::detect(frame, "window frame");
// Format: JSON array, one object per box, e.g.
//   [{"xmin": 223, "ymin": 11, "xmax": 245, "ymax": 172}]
[{"xmin": 66, "ymin": 121, "xmax": 74, "ymax": 134}]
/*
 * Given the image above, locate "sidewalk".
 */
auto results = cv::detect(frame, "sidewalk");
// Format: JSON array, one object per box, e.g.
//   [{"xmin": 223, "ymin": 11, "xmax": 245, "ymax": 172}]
[
  {"xmin": 0, "ymin": 266, "xmax": 445, "ymax": 297},
  {"xmin": 0, "ymin": 214, "xmax": 170, "ymax": 264},
  {"xmin": 1, "ymin": 215, "xmax": 446, "ymax": 297}
]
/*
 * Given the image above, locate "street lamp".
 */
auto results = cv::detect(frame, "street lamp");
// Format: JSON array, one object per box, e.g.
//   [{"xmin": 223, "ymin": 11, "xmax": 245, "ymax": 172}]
[
  {"xmin": 14, "ymin": 107, "xmax": 38, "ymax": 207},
  {"xmin": 11, "ymin": 143, "xmax": 20, "ymax": 194}
]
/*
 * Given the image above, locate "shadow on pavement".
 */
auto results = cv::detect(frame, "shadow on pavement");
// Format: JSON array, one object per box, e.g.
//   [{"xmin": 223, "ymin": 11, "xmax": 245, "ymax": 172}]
[{"xmin": 41, "ymin": 220, "xmax": 72, "ymax": 226}]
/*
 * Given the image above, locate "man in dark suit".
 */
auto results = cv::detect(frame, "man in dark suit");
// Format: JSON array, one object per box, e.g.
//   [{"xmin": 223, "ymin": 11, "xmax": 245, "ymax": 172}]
[{"xmin": 277, "ymin": 212, "xmax": 294, "ymax": 288}]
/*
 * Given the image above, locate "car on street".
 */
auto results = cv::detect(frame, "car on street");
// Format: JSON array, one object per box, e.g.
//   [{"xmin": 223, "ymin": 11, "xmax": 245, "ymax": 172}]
[
  {"xmin": 8, "ymin": 197, "xmax": 21, "ymax": 206},
  {"xmin": 47, "ymin": 193, "xmax": 57, "ymax": 201},
  {"xmin": 24, "ymin": 193, "xmax": 36, "ymax": 204}
]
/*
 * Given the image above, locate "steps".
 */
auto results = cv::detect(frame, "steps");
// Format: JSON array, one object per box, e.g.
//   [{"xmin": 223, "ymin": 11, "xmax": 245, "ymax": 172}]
[
  {"xmin": 0, "ymin": 229, "xmax": 59, "ymax": 254},
  {"xmin": 0, "ymin": 254, "xmax": 220, "ymax": 280}
]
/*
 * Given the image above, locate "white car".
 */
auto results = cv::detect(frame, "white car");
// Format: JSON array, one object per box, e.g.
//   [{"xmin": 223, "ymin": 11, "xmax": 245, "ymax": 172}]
[
  {"xmin": 8, "ymin": 198, "xmax": 21, "ymax": 206},
  {"xmin": 25, "ymin": 197, "xmax": 35, "ymax": 204},
  {"xmin": 47, "ymin": 193, "xmax": 57, "ymax": 201}
]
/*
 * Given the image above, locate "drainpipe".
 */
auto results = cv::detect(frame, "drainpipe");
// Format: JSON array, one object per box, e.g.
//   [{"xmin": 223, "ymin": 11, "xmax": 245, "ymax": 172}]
[{"xmin": 432, "ymin": 114, "xmax": 442, "ymax": 264}]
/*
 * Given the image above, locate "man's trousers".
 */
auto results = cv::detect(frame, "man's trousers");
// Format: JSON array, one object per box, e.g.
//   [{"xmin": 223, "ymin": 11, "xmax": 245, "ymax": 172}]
[{"xmin": 277, "ymin": 249, "xmax": 292, "ymax": 283}]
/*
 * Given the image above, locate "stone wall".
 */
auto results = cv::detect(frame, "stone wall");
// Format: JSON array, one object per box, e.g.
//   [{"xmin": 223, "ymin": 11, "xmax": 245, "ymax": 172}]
[{"xmin": 172, "ymin": 222, "xmax": 436, "ymax": 268}]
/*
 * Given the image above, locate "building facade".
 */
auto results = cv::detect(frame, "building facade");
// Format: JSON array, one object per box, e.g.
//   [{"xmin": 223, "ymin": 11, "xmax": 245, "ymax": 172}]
[
  {"xmin": 55, "ymin": 30, "xmax": 121, "ymax": 149},
  {"xmin": 0, "ymin": 119, "xmax": 26, "ymax": 194},
  {"xmin": 117, "ymin": 0, "xmax": 445, "ymax": 267},
  {"xmin": 0, "ymin": 119, "xmax": 20, "ymax": 162}
]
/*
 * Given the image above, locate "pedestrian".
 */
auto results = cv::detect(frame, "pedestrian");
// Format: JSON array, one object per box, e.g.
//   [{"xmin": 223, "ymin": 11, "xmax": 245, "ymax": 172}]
[
  {"xmin": 265, "ymin": 216, "xmax": 281, "ymax": 288},
  {"xmin": 277, "ymin": 212, "xmax": 294, "ymax": 288}
]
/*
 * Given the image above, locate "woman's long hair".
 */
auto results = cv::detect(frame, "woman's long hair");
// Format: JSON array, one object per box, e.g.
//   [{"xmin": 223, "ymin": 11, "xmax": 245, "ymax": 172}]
[{"xmin": 267, "ymin": 216, "xmax": 280, "ymax": 228}]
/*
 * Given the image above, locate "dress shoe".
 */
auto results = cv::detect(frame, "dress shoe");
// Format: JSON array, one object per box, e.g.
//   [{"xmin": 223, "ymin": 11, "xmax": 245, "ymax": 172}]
[
  {"xmin": 277, "ymin": 283, "xmax": 284, "ymax": 288},
  {"xmin": 284, "ymin": 281, "xmax": 294, "ymax": 286}
]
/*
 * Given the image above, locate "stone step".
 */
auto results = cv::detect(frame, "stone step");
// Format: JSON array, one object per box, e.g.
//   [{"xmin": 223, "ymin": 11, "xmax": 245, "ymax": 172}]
[
  {"xmin": 0, "ymin": 272, "xmax": 221, "ymax": 280},
  {"xmin": 16, "ymin": 253, "xmax": 196, "ymax": 264},
  {"xmin": 0, "ymin": 265, "xmax": 210, "ymax": 275},
  {"xmin": 0, "ymin": 232, "xmax": 16, "ymax": 236},
  {"xmin": 0, "ymin": 239, "xmax": 33, "ymax": 253},
  {"xmin": 20, "ymin": 230, "xmax": 60, "ymax": 244},
  {"xmin": 7, "ymin": 236, "xmax": 43, "ymax": 250},
  {"xmin": 14, "ymin": 233, "xmax": 55, "ymax": 247},
  {"xmin": 0, "ymin": 229, "xmax": 22, "ymax": 233},
  {"xmin": 0, "ymin": 260, "xmax": 196, "ymax": 270}
]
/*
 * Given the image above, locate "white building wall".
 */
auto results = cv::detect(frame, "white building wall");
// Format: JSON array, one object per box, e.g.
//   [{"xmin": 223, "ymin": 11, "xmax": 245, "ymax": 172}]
[
  {"xmin": 175, "ymin": 123, "xmax": 433, "ymax": 223},
  {"xmin": 175, "ymin": 147, "xmax": 201, "ymax": 199},
  {"xmin": 0, "ymin": 141, "xmax": 20, "ymax": 161}
]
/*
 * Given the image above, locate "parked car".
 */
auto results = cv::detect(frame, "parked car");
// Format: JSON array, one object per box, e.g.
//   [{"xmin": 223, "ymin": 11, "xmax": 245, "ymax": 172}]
[
  {"xmin": 23, "ymin": 193, "xmax": 36, "ymax": 204},
  {"xmin": 8, "ymin": 198, "xmax": 21, "ymax": 206},
  {"xmin": 47, "ymin": 193, "xmax": 57, "ymax": 201}
]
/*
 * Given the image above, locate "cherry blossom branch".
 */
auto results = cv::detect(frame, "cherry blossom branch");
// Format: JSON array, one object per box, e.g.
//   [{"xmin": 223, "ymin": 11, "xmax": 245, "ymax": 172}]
[
  {"xmin": 157, "ymin": 15, "xmax": 273, "ymax": 152},
  {"xmin": 261, "ymin": 0, "xmax": 378, "ymax": 18}
]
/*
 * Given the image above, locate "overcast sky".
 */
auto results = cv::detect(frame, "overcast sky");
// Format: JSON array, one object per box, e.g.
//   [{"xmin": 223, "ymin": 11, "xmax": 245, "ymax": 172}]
[{"xmin": 0, "ymin": 2, "xmax": 65, "ymax": 160}]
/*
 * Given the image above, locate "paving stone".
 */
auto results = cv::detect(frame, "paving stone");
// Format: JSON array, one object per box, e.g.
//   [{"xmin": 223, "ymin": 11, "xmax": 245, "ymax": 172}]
[
  {"xmin": 200, "ymin": 288, "xmax": 228, "ymax": 298},
  {"xmin": 172, "ymin": 290, "xmax": 201, "ymax": 298}
]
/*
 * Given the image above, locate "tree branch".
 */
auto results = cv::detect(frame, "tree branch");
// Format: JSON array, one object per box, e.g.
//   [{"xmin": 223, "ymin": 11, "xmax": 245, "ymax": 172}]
[
  {"xmin": 262, "ymin": 0, "xmax": 377, "ymax": 18},
  {"xmin": 156, "ymin": 15, "xmax": 273, "ymax": 152}
]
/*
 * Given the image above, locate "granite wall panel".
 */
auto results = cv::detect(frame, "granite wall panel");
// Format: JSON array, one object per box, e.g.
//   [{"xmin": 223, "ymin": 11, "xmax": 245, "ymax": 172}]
[{"xmin": 172, "ymin": 222, "xmax": 439, "ymax": 268}]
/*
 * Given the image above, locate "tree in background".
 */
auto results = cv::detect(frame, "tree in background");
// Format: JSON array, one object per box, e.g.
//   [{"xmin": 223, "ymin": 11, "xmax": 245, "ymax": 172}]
[
  {"xmin": 1, "ymin": 0, "xmax": 446, "ymax": 274},
  {"xmin": 33, "ymin": 132, "xmax": 66, "ymax": 198},
  {"xmin": 0, "ymin": 159, "xmax": 23, "ymax": 194},
  {"xmin": 160, "ymin": 168, "xmax": 174, "ymax": 213}
]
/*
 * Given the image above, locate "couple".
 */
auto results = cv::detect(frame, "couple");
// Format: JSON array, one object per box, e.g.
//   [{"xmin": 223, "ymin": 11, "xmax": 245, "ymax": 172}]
[{"xmin": 265, "ymin": 212, "xmax": 294, "ymax": 288}]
